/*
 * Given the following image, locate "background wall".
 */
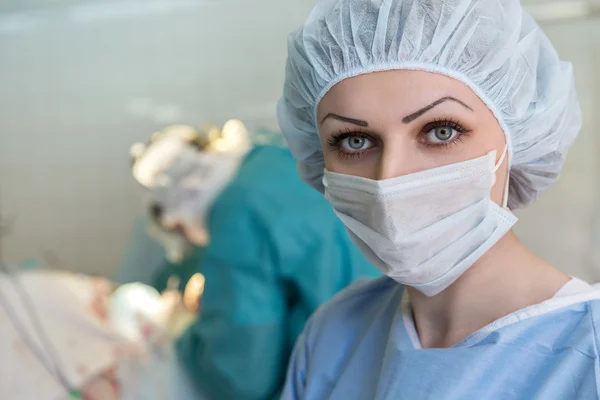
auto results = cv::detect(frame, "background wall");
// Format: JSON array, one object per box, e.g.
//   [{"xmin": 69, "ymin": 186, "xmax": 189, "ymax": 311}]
[
  {"xmin": 513, "ymin": 12, "xmax": 600, "ymax": 283},
  {"xmin": 0, "ymin": 0, "xmax": 599, "ymax": 281}
]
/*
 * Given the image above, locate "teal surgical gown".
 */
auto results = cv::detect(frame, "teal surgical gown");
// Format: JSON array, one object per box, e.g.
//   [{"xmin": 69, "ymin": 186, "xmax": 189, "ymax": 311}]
[
  {"xmin": 121, "ymin": 145, "xmax": 380, "ymax": 400},
  {"xmin": 282, "ymin": 276, "xmax": 600, "ymax": 400}
]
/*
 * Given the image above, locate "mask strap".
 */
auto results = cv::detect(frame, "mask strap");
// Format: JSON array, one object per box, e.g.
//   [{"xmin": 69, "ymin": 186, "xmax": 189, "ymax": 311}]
[
  {"xmin": 493, "ymin": 146, "xmax": 510, "ymax": 208},
  {"xmin": 493, "ymin": 146, "xmax": 508, "ymax": 173}
]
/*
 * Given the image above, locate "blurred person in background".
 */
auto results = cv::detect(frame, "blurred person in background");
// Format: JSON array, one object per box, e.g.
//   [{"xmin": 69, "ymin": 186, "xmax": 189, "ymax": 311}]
[{"xmin": 119, "ymin": 120, "xmax": 380, "ymax": 399}]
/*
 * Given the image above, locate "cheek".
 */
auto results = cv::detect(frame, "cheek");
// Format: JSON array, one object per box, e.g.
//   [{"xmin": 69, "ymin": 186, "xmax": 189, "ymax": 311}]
[
  {"xmin": 489, "ymin": 137, "xmax": 510, "ymax": 205},
  {"xmin": 321, "ymin": 150, "xmax": 349, "ymax": 173},
  {"xmin": 322, "ymin": 148, "xmax": 381, "ymax": 179},
  {"xmin": 321, "ymin": 145, "xmax": 343, "ymax": 172},
  {"xmin": 482, "ymin": 127, "xmax": 509, "ymax": 205}
]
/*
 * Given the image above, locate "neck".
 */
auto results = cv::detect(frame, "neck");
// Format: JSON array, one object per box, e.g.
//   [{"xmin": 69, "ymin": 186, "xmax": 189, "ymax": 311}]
[{"xmin": 406, "ymin": 231, "xmax": 570, "ymax": 348}]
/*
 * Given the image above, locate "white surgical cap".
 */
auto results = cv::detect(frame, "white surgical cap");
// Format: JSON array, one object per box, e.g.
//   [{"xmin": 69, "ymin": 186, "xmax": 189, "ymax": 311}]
[{"xmin": 277, "ymin": 0, "xmax": 582, "ymax": 209}]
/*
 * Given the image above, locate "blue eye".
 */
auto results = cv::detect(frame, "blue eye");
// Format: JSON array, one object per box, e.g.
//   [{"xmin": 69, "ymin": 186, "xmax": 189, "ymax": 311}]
[
  {"xmin": 426, "ymin": 126, "xmax": 458, "ymax": 143},
  {"xmin": 341, "ymin": 135, "xmax": 373, "ymax": 152}
]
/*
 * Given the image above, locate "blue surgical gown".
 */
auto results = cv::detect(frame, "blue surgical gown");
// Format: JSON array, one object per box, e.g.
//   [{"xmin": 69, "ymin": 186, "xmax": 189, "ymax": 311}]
[
  {"xmin": 133, "ymin": 145, "xmax": 380, "ymax": 400},
  {"xmin": 282, "ymin": 276, "xmax": 600, "ymax": 400}
]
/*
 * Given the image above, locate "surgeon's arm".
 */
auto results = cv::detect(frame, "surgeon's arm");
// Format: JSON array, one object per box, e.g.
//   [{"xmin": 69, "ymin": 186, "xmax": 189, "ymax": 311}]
[{"xmin": 175, "ymin": 201, "xmax": 286, "ymax": 400}]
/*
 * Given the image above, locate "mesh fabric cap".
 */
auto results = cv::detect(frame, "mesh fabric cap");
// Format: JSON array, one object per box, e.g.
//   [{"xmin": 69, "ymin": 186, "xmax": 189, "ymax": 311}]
[{"xmin": 277, "ymin": 0, "xmax": 582, "ymax": 209}]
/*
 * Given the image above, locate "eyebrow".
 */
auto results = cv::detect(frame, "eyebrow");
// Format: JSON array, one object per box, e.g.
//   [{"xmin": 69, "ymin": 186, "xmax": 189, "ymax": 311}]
[
  {"xmin": 319, "ymin": 96, "xmax": 472, "ymax": 127},
  {"xmin": 402, "ymin": 97, "xmax": 473, "ymax": 124},
  {"xmin": 320, "ymin": 113, "xmax": 369, "ymax": 127}
]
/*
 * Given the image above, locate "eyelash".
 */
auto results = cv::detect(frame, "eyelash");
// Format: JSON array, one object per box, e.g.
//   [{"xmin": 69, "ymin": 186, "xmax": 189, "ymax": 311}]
[
  {"xmin": 326, "ymin": 119, "xmax": 471, "ymax": 160},
  {"xmin": 420, "ymin": 118, "xmax": 471, "ymax": 149},
  {"xmin": 327, "ymin": 129, "xmax": 375, "ymax": 160}
]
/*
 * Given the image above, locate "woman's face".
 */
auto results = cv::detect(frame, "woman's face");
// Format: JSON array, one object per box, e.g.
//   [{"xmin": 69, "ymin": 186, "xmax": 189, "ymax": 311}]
[{"xmin": 317, "ymin": 70, "xmax": 509, "ymax": 205}]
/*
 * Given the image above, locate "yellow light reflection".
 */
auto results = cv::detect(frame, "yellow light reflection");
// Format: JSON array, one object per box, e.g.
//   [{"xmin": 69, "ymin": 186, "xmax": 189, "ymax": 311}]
[{"xmin": 183, "ymin": 273, "xmax": 205, "ymax": 313}]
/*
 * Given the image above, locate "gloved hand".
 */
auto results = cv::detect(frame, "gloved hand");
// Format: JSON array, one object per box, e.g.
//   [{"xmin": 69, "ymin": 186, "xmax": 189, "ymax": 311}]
[
  {"xmin": 81, "ymin": 367, "xmax": 120, "ymax": 400},
  {"xmin": 158, "ymin": 288, "xmax": 198, "ymax": 338}
]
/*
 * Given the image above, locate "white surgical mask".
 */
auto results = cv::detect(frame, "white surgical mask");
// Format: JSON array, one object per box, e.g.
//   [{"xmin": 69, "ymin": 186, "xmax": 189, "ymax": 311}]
[{"xmin": 323, "ymin": 149, "xmax": 517, "ymax": 297}]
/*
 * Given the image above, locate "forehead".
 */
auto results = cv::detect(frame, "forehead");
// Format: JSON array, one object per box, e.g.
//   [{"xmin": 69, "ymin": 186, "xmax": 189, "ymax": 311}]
[{"xmin": 317, "ymin": 70, "xmax": 485, "ymax": 120}]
